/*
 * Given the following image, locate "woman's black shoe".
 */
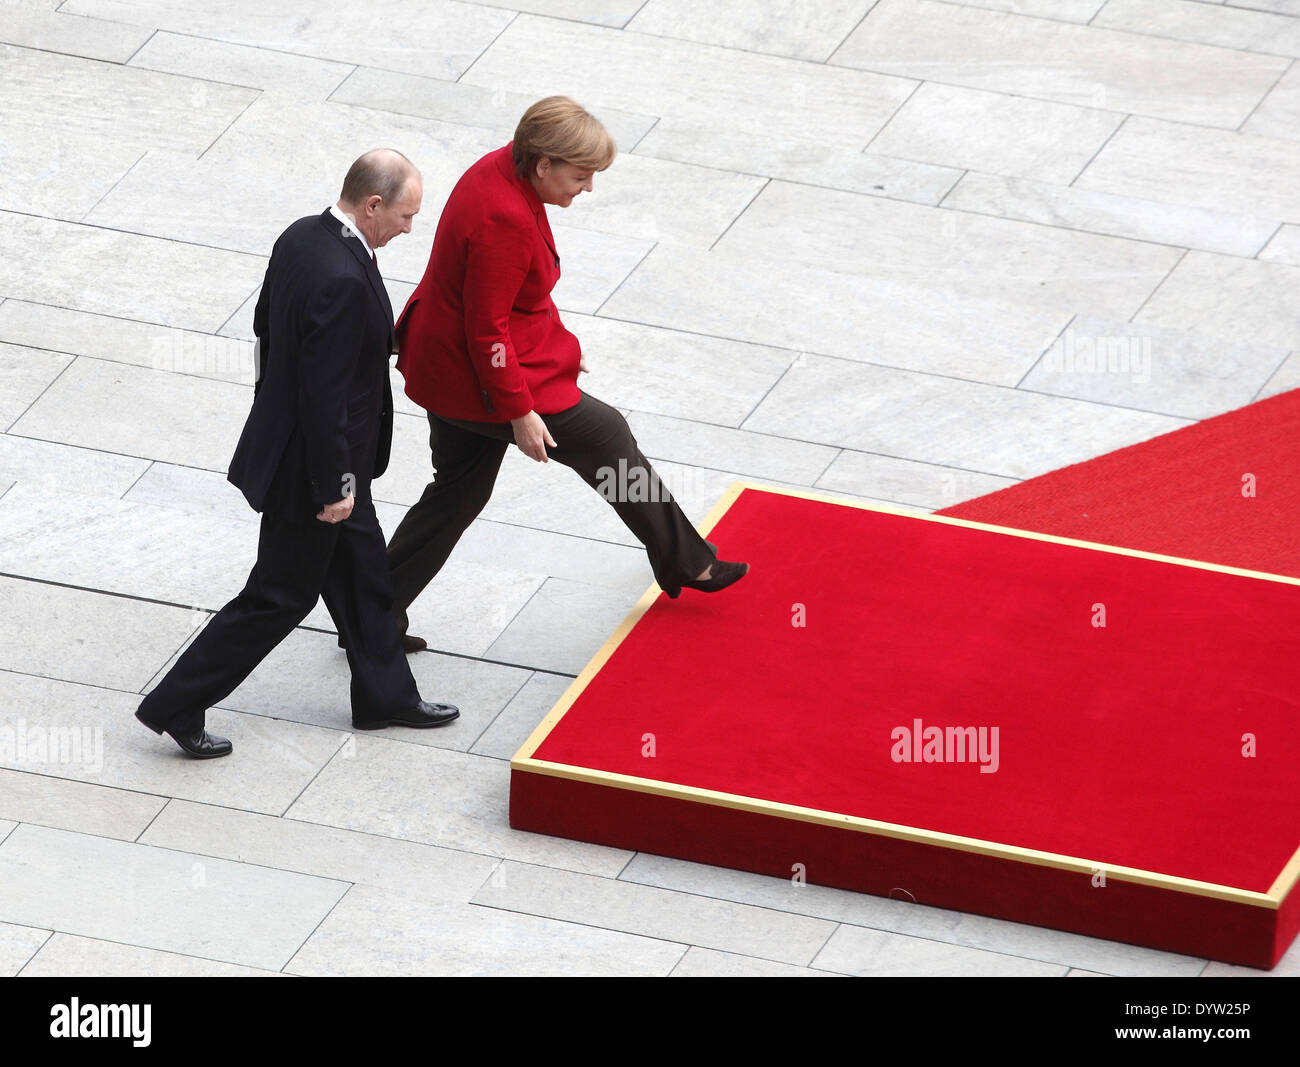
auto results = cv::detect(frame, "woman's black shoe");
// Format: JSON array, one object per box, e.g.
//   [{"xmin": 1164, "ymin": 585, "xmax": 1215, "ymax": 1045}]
[{"xmin": 677, "ymin": 560, "xmax": 749, "ymax": 595}]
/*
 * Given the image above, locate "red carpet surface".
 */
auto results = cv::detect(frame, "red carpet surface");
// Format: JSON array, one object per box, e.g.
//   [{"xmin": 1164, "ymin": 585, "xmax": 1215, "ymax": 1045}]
[{"xmin": 938, "ymin": 387, "xmax": 1300, "ymax": 578}]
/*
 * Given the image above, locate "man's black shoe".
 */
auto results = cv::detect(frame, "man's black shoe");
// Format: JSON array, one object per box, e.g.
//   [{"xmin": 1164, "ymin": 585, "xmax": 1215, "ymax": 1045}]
[
  {"xmin": 168, "ymin": 728, "xmax": 232, "ymax": 759},
  {"xmin": 353, "ymin": 700, "xmax": 459, "ymax": 731}
]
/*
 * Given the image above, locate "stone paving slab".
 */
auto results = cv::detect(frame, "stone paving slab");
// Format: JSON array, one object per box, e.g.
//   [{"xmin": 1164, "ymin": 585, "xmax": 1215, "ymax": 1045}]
[
  {"xmin": 286, "ymin": 734, "xmax": 633, "ymax": 876},
  {"xmin": 669, "ymin": 946, "xmax": 840, "ymax": 977},
  {"xmin": 0, "ymin": 343, "xmax": 73, "ymax": 432},
  {"xmin": 1244, "ymin": 62, "xmax": 1300, "ymax": 138},
  {"xmin": 19, "ymin": 933, "xmax": 284, "ymax": 977},
  {"xmin": 0, "ymin": 300, "xmax": 258, "ymax": 386},
  {"xmin": 0, "ymin": 484, "xmax": 262, "ymax": 610},
  {"xmin": 870, "ymin": 81, "xmax": 1123, "ymax": 185},
  {"xmin": 469, "ymin": 671, "xmax": 574, "ymax": 760},
  {"xmin": 1021, "ymin": 315, "xmax": 1285, "ymax": 418},
  {"xmin": 1095, "ymin": 0, "xmax": 1300, "ymax": 57},
  {"xmin": 0, "ymin": 6, "xmax": 153, "ymax": 65},
  {"xmin": 139, "ymin": 799, "xmax": 500, "ymax": 898},
  {"xmin": 332, "ymin": 66, "xmax": 657, "ymax": 148},
  {"xmin": 815, "ymin": 450, "xmax": 1017, "ymax": 511},
  {"xmin": 744, "ymin": 353, "xmax": 1188, "ymax": 480},
  {"xmin": 0, "ymin": 824, "xmax": 349, "ymax": 970},
  {"xmin": 483, "ymin": 575, "xmax": 645, "ymax": 675},
  {"xmin": 716, "ymin": 180, "xmax": 1183, "ymax": 322},
  {"xmin": 0, "ymin": 576, "xmax": 199, "ymax": 692},
  {"xmin": 627, "ymin": 0, "xmax": 876, "ymax": 62},
  {"xmin": 812, "ymin": 923, "xmax": 1068, "ymax": 977},
  {"xmin": 0, "ymin": 770, "xmax": 165, "ymax": 843},
  {"xmin": 1134, "ymin": 252, "xmax": 1300, "ymax": 354},
  {"xmin": 1077, "ymin": 117, "xmax": 1300, "ymax": 223},
  {"xmin": 0, "ymin": 920, "xmax": 50, "ymax": 978},
  {"xmin": 460, "ymin": 12, "xmax": 918, "ymax": 147},
  {"xmin": 0, "ymin": 43, "xmax": 257, "ymax": 151},
  {"xmin": 1258, "ymin": 352, "xmax": 1300, "ymax": 399},
  {"xmin": 473, "ymin": 859, "xmax": 838, "ymax": 966},
  {"xmin": 637, "ymin": 116, "xmax": 964, "ymax": 204},
  {"xmin": 830, "ymin": 0, "xmax": 1288, "ymax": 126},
  {"xmin": 284, "ymin": 883, "xmax": 685, "ymax": 977},
  {"xmin": 0, "ymin": 212, "xmax": 267, "ymax": 332},
  {"xmin": 600, "ymin": 243, "xmax": 1077, "ymax": 385},
  {"xmin": 942, "ymin": 172, "xmax": 1278, "ymax": 258},
  {"xmin": 10, "ymin": 355, "xmax": 249, "ymax": 471},
  {"xmin": 64, "ymin": 0, "xmax": 513, "ymax": 79},
  {"xmin": 1, "ymin": 671, "xmax": 347, "ymax": 817},
  {"xmin": 128, "ymin": 31, "xmax": 355, "ymax": 100}
]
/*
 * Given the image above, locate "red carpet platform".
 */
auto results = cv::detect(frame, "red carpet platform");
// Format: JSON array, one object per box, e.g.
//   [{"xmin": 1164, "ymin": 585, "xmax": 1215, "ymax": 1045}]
[{"xmin": 511, "ymin": 478, "xmax": 1300, "ymax": 968}]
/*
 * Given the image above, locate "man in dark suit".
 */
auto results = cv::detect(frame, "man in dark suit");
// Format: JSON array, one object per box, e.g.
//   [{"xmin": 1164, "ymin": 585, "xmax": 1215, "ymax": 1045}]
[{"xmin": 135, "ymin": 149, "xmax": 459, "ymax": 759}]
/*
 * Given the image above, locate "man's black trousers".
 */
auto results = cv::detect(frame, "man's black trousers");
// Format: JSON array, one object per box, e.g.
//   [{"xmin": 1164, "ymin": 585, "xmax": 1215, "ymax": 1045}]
[{"xmin": 137, "ymin": 497, "xmax": 419, "ymax": 735}]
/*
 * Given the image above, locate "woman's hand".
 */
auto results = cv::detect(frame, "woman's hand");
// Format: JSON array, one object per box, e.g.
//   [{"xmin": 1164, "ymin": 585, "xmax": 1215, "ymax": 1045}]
[
  {"xmin": 511, "ymin": 410, "xmax": 557, "ymax": 462},
  {"xmin": 579, "ymin": 353, "xmax": 590, "ymax": 373}
]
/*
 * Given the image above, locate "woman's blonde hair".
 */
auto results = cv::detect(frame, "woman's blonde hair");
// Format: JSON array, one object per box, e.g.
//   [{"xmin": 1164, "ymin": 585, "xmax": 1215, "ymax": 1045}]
[{"xmin": 512, "ymin": 96, "xmax": 616, "ymax": 180}]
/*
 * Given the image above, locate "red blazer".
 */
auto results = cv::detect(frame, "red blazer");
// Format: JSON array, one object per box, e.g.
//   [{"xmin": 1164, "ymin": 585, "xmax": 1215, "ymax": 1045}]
[{"xmin": 395, "ymin": 143, "xmax": 582, "ymax": 422}]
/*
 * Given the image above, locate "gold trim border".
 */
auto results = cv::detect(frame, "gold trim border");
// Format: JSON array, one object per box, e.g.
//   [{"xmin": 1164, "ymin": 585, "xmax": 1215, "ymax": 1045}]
[{"xmin": 512, "ymin": 480, "xmax": 1300, "ymax": 909}]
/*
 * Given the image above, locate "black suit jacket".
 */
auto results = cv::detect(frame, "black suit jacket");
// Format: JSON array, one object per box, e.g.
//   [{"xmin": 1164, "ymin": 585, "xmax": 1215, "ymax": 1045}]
[{"xmin": 228, "ymin": 210, "xmax": 396, "ymax": 516}]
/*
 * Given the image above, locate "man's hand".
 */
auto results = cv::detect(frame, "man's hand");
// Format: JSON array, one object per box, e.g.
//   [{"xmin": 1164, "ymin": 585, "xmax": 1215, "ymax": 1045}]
[
  {"xmin": 316, "ymin": 495, "xmax": 355, "ymax": 524},
  {"xmin": 511, "ymin": 410, "xmax": 557, "ymax": 462},
  {"xmin": 579, "ymin": 353, "xmax": 590, "ymax": 373}
]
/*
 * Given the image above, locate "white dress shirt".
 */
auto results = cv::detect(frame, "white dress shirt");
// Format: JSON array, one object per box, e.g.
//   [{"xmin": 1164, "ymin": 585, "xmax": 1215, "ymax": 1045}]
[{"xmin": 328, "ymin": 204, "xmax": 374, "ymax": 262}]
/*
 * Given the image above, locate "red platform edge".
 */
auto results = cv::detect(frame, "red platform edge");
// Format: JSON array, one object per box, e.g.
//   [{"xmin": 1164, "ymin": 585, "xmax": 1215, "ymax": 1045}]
[
  {"xmin": 509, "ymin": 483, "xmax": 1300, "ymax": 969},
  {"xmin": 510, "ymin": 767, "xmax": 1299, "ymax": 969}
]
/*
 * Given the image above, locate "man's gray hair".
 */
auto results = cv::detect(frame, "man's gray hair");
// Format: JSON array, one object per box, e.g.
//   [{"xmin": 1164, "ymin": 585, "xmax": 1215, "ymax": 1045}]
[{"xmin": 340, "ymin": 148, "xmax": 415, "ymax": 206}]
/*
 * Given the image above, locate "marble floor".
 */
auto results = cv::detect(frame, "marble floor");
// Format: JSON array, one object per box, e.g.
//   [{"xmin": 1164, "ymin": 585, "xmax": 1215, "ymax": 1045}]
[{"xmin": 1, "ymin": 0, "xmax": 1296, "ymax": 977}]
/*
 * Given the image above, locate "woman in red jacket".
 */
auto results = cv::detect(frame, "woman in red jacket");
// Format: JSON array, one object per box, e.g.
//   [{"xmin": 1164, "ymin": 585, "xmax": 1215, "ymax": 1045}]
[{"xmin": 387, "ymin": 96, "xmax": 748, "ymax": 650}]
